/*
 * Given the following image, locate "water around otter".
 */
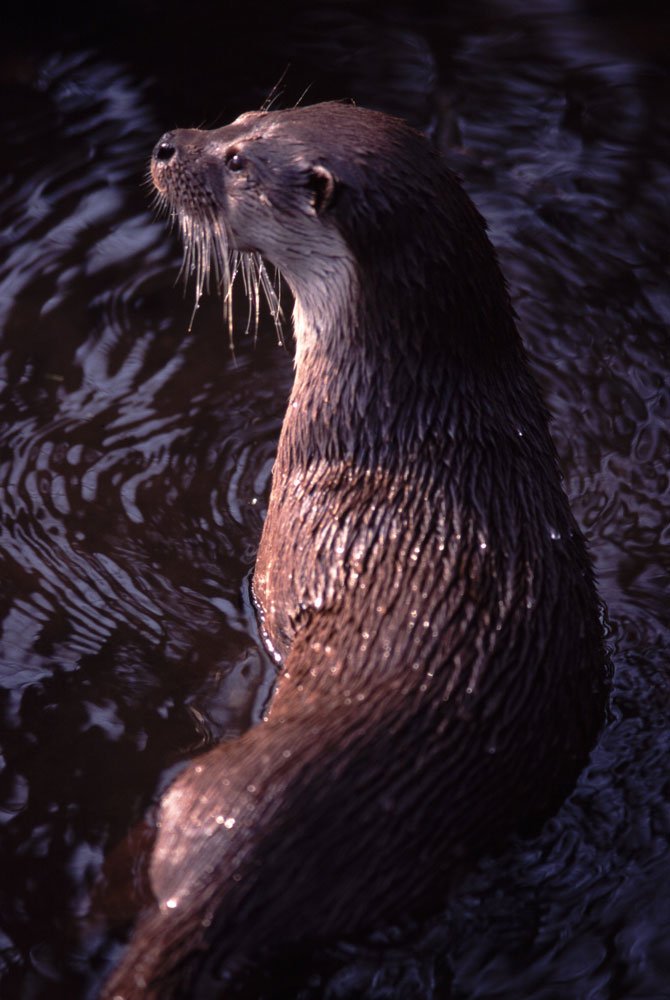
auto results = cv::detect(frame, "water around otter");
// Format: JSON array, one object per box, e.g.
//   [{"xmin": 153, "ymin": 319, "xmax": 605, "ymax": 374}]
[{"xmin": 1, "ymin": 9, "xmax": 668, "ymax": 999}]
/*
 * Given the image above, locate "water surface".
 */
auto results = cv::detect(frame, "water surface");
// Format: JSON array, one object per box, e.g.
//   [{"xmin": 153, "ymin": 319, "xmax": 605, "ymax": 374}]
[{"xmin": 0, "ymin": 4, "xmax": 668, "ymax": 998}]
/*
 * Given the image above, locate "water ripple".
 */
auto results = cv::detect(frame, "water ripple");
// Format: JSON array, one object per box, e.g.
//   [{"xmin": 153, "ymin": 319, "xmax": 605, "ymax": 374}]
[{"xmin": 0, "ymin": 13, "xmax": 667, "ymax": 1000}]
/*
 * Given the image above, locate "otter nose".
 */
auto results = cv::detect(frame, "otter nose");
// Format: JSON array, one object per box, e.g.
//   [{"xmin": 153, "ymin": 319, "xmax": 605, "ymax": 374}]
[{"xmin": 153, "ymin": 134, "xmax": 177, "ymax": 163}]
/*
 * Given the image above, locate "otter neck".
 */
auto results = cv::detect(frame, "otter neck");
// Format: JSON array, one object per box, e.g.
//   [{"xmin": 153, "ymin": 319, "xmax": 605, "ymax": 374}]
[{"xmin": 280, "ymin": 265, "xmax": 524, "ymax": 477}]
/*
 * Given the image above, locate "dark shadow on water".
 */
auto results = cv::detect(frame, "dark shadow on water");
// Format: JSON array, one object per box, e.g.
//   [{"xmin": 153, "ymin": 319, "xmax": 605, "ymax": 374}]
[{"xmin": 0, "ymin": 2, "xmax": 668, "ymax": 997}]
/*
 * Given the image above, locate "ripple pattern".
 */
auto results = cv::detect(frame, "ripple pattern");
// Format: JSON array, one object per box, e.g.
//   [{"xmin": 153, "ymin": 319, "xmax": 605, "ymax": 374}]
[{"xmin": 0, "ymin": 11, "xmax": 668, "ymax": 1000}]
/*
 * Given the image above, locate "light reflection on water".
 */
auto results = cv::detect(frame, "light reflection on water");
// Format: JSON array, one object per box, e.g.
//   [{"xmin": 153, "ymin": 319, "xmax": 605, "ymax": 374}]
[{"xmin": 0, "ymin": 5, "xmax": 668, "ymax": 998}]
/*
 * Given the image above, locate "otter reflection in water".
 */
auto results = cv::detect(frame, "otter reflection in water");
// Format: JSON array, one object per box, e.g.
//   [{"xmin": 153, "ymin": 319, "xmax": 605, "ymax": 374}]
[{"xmin": 103, "ymin": 103, "xmax": 607, "ymax": 999}]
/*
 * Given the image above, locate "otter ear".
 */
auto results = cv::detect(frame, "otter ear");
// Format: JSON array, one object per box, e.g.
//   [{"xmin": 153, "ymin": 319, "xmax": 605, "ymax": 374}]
[{"xmin": 307, "ymin": 164, "xmax": 338, "ymax": 215}]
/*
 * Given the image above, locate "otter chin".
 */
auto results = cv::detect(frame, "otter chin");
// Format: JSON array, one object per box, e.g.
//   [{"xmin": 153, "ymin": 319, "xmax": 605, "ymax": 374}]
[{"xmin": 103, "ymin": 102, "xmax": 607, "ymax": 999}]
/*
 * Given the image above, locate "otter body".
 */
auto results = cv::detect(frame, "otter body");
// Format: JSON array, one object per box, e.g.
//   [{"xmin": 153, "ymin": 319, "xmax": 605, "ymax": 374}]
[{"xmin": 103, "ymin": 103, "xmax": 606, "ymax": 998}]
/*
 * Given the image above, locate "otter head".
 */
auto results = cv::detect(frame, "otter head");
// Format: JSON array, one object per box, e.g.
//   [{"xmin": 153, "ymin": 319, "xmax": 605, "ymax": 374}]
[
  {"xmin": 151, "ymin": 106, "xmax": 356, "ymax": 349},
  {"xmin": 151, "ymin": 102, "xmax": 519, "ymax": 366}
]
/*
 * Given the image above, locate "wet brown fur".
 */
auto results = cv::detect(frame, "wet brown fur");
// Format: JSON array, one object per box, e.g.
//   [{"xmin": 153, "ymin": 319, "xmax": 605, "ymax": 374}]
[{"xmin": 103, "ymin": 103, "xmax": 607, "ymax": 998}]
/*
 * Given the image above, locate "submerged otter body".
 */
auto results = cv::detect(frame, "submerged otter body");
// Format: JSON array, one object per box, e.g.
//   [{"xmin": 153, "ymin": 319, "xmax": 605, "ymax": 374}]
[{"xmin": 103, "ymin": 103, "xmax": 607, "ymax": 998}]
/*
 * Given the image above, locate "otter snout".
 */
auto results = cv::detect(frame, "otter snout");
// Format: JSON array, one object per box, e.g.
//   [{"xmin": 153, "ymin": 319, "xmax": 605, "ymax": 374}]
[{"xmin": 151, "ymin": 128, "xmax": 211, "ymax": 194}]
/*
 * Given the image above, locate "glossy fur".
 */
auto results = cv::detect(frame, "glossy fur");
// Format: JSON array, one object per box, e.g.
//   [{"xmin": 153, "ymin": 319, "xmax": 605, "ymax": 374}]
[{"xmin": 103, "ymin": 103, "xmax": 606, "ymax": 998}]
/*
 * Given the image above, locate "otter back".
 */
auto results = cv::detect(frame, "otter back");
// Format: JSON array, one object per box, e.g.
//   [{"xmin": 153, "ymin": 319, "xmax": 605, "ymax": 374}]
[{"xmin": 102, "ymin": 102, "xmax": 607, "ymax": 999}]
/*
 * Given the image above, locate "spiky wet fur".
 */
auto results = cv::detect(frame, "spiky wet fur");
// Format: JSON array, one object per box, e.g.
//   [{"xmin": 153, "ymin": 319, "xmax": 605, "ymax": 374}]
[{"xmin": 103, "ymin": 103, "xmax": 607, "ymax": 1000}]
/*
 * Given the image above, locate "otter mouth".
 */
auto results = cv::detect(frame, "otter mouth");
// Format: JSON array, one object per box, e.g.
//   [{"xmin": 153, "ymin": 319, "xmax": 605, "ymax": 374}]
[{"xmin": 150, "ymin": 132, "xmax": 283, "ymax": 341}]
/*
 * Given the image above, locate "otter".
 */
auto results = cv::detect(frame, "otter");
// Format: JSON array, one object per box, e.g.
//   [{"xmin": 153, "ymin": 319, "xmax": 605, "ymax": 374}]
[{"xmin": 102, "ymin": 103, "xmax": 607, "ymax": 999}]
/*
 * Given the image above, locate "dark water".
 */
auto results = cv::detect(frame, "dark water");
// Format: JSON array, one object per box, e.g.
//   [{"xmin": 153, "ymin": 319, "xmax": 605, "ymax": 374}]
[{"xmin": 0, "ymin": 3, "xmax": 668, "ymax": 998}]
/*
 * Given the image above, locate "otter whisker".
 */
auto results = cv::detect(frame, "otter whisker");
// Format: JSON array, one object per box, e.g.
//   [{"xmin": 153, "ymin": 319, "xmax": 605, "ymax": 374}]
[
  {"xmin": 153, "ymin": 156, "xmax": 284, "ymax": 348},
  {"xmin": 176, "ymin": 215, "xmax": 214, "ymax": 334},
  {"xmin": 247, "ymin": 254, "xmax": 263, "ymax": 342},
  {"xmin": 237, "ymin": 253, "xmax": 256, "ymax": 339},
  {"xmin": 148, "ymin": 186, "xmax": 169, "ymax": 219},
  {"xmin": 177, "ymin": 207, "xmax": 284, "ymax": 348},
  {"xmin": 262, "ymin": 65, "xmax": 290, "ymax": 113},
  {"xmin": 187, "ymin": 291, "xmax": 202, "ymax": 334},
  {"xmin": 256, "ymin": 256, "xmax": 283, "ymax": 343},
  {"xmin": 174, "ymin": 207, "xmax": 285, "ymax": 351}
]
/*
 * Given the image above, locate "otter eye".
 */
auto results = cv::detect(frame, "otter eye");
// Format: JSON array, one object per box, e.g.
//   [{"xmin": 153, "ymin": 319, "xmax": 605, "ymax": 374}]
[{"xmin": 226, "ymin": 150, "xmax": 246, "ymax": 172}]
